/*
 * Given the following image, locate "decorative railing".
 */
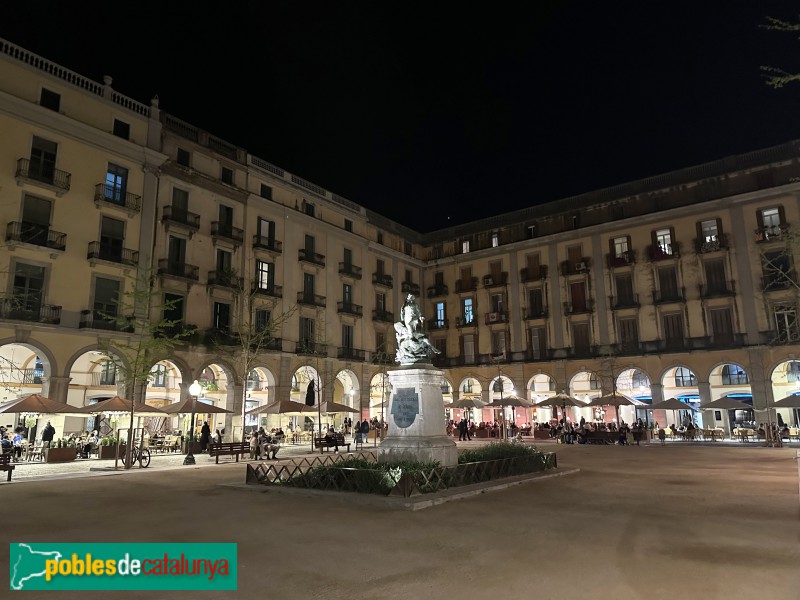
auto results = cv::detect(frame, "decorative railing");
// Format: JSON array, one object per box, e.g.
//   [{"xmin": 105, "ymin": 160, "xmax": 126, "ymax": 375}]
[
  {"xmin": 162, "ymin": 206, "xmax": 200, "ymax": 230},
  {"xmin": 337, "ymin": 302, "xmax": 363, "ymax": 317},
  {"xmin": 252, "ymin": 235, "xmax": 282, "ymax": 253},
  {"xmin": 401, "ymin": 282, "xmax": 420, "ymax": 295},
  {"xmin": 338, "ymin": 263, "xmax": 362, "ymax": 279},
  {"xmin": 372, "ymin": 273, "xmax": 393, "ymax": 288},
  {"xmin": 211, "ymin": 222, "xmax": 244, "ymax": 244},
  {"xmin": 157, "ymin": 259, "xmax": 199, "ymax": 281},
  {"xmin": 297, "ymin": 292, "xmax": 326, "ymax": 307},
  {"xmin": 6, "ymin": 221, "xmax": 66, "ymax": 251},
  {"xmin": 298, "ymin": 249, "xmax": 326, "ymax": 266},
  {"xmin": 520, "ymin": 266, "xmax": 548, "ymax": 281},
  {"xmin": 87, "ymin": 241, "xmax": 138, "ymax": 266},
  {"xmin": 94, "ymin": 183, "xmax": 141, "ymax": 212},
  {"xmin": 16, "ymin": 158, "xmax": 71, "ymax": 192},
  {"xmin": 0, "ymin": 298, "xmax": 61, "ymax": 324}
]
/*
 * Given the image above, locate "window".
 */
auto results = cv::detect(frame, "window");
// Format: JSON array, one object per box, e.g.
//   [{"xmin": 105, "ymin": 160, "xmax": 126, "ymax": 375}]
[
  {"xmin": 435, "ymin": 272, "xmax": 444, "ymax": 286},
  {"xmin": 171, "ymin": 187, "xmax": 189, "ymax": 216},
  {"xmin": 344, "ymin": 219, "xmax": 353, "ymax": 232},
  {"xmin": 12, "ymin": 263, "xmax": 44, "ymax": 311},
  {"xmin": 216, "ymin": 249, "xmax": 232, "ymax": 273},
  {"xmin": 774, "ymin": 304, "xmax": 800, "ymax": 343},
  {"xmin": 404, "ymin": 241, "xmax": 412, "ymax": 255},
  {"xmin": 218, "ymin": 204, "xmax": 233, "ymax": 228},
  {"xmin": 662, "ymin": 313, "xmax": 684, "ymax": 348},
  {"xmin": 491, "ymin": 330, "xmax": 506, "ymax": 357},
  {"xmin": 99, "ymin": 360, "xmax": 116, "ymax": 386},
  {"xmin": 491, "ymin": 293, "xmax": 504, "ymax": 313},
  {"xmin": 100, "ymin": 216, "xmax": 124, "ymax": 261},
  {"xmin": 93, "ymin": 277, "xmax": 119, "ymax": 320},
  {"xmin": 105, "ymin": 163, "xmax": 128, "ymax": 204},
  {"xmin": 588, "ymin": 373, "xmax": 601, "ymax": 390},
  {"xmin": 256, "ymin": 260, "xmax": 273, "ymax": 290},
  {"xmin": 176, "ymin": 148, "xmax": 191, "ymax": 167},
  {"xmin": 463, "ymin": 334, "xmax": 475, "ymax": 364},
  {"xmin": 167, "ymin": 236, "xmax": 186, "ymax": 267},
  {"xmin": 112, "ymin": 119, "xmax": 130, "ymax": 140},
  {"xmin": 405, "ymin": 269, "xmax": 412, "ymax": 284},
  {"xmin": 255, "ymin": 309, "xmax": 271, "ymax": 332},
  {"xmin": 256, "ymin": 218, "xmax": 275, "ymax": 245},
  {"xmin": 40, "ymin": 88, "xmax": 61, "ymax": 111},
  {"xmin": 150, "ymin": 365, "xmax": 167, "ymax": 387},
  {"xmin": 463, "ymin": 379, "xmax": 474, "ymax": 394},
  {"xmin": 376, "ymin": 331, "xmax": 386, "ymax": 355},
  {"xmin": 213, "ymin": 302, "xmax": 230, "ymax": 332},
  {"xmin": 700, "ymin": 219, "xmax": 719, "ymax": 242},
  {"xmin": 572, "ymin": 323, "xmax": 591, "ymax": 355},
  {"xmin": 674, "ymin": 367, "xmax": 697, "ymax": 387},
  {"xmin": 763, "ymin": 250, "xmax": 792, "ymax": 289},
  {"xmin": 462, "ymin": 240, "xmax": 470, "ymax": 253},
  {"xmin": 342, "ymin": 324, "xmax": 354, "ymax": 349},
  {"xmin": 434, "ymin": 338, "xmax": 447, "ymax": 356},
  {"xmin": 721, "ymin": 365, "xmax": 749, "ymax": 385},
  {"xmin": 787, "ymin": 361, "xmax": 800, "ymax": 383},
  {"xmin": 163, "ymin": 293, "xmax": 184, "ymax": 323},
  {"xmin": 462, "ymin": 298, "xmax": 474, "ymax": 324},
  {"xmin": 761, "ymin": 207, "xmax": 781, "ymax": 229},
  {"xmin": 377, "ymin": 232, "xmax": 383, "ymax": 244},
  {"xmin": 632, "ymin": 369, "xmax": 649, "ymax": 389},
  {"xmin": 300, "ymin": 317, "xmax": 315, "ymax": 347},
  {"xmin": 569, "ymin": 282, "xmax": 586, "ymax": 312},
  {"xmin": 247, "ymin": 369, "xmax": 261, "ymax": 391},
  {"xmin": 260, "ymin": 184, "xmax": 272, "ymax": 200},
  {"xmin": 376, "ymin": 259, "xmax": 385, "ymax": 275},
  {"xmin": 221, "ymin": 167, "xmax": 234, "ymax": 185},
  {"xmin": 304, "ymin": 202, "xmax": 315, "ymax": 217},
  {"xmin": 529, "ymin": 326, "xmax": 546, "ymax": 359},
  {"xmin": 614, "ymin": 273, "xmax": 634, "ymax": 306},
  {"xmin": 491, "ymin": 232, "xmax": 499, "ymax": 247},
  {"xmin": 654, "ymin": 228, "xmax": 673, "ymax": 254},
  {"xmin": 303, "ymin": 273, "xmax": 315, "ymax": 299},
  {"xmin": 29, "ymin": 136, "xmax": 57, "ymax": 183},
  {"xmin": 617, "ymin": 317, "xmax": 639, "ymax": 351},
  {"xmin": 612, "ymin": 236, "xmax": 630, "ymax": 257},
  {"xmin": 304, "ymin": 235, "xmax": 315, "ymax": 254},
  {"xmin": 20, "ymin": 195, "xmax": 51, "ymax": 246},
  {"xmin": 435, "ymin": 301, "xmax": 445, "ymax": 326},
  {"xmin": 342, "ymin": 283, "xmax": 353, "ymax": 307},
  {"xmin": 375, "ymin": 292, "xmax": 386, "ymax": 312},
  {"xmin": 658, "ymin": 266, "xmax": 679, "ymax": 300},
  {"xmin": 704, "ymin": 259, "xmax": 727, "ymax": 293}
]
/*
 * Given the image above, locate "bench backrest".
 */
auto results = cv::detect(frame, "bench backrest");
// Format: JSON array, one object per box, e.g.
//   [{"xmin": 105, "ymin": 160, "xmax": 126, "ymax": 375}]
[
  {"xmin": 0, "ymin": 453, "xmax": 11, "ymax": 464},
  {"xmin": 209, "ymin": 442, "xmax": 247, "ymax": 453}
]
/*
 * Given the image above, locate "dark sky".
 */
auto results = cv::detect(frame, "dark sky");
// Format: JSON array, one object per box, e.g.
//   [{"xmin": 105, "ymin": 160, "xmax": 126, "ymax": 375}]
[{"xmin": 2, "ymin": 1, "xmax": 799, "ymax": 232}]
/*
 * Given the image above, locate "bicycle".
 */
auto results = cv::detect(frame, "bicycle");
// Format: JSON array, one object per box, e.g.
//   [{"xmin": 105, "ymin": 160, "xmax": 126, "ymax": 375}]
[{"xmin": 129, "ymin": 443, "xmax": 151, "ymax": 468}]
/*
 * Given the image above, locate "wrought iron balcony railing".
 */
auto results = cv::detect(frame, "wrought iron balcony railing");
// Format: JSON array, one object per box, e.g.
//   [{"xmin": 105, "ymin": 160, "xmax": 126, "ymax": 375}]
[
  {"xmin": 298, "ymin": 249, "xmax": 326, "ymax": 266},
  {"xmin": 252, "ymin": 235, "xmax": 282, "ymax": 254},
  {"xmin": 484, "ymin": 311, "xmax": 509, "ymax": 325},
  {"xmin": 337, "ymin": 302, "xmax": 363, "ymax": 317},
  {"xmin": 372, "ymin": 273, "xmax": 393, "ymax": 288},
  {"xmin": 6, "ymin": 221, "xmax": 66, "ymax": 251},
  {"xmin": 253, "ymin": 284, "xmax": 283, "ymax": 298},
  {"xmin": 483, "ymin": 272, "xmax": 508, "ymax": 287},
  {"xmin": 297, "ymin": 292, "xmax": 326, "ymax": 307},
  {"xmin": 401, "ymin": 282, "xmax": 420, "ymax": 295},
  {"xmin": 157, "ymin": 259, "xmax": 199, "ymax": 281},
  {"xmin": 455, "ymin": 277, "xmax": 478, "ymax": 293},
  {"xmin": 610, "ymin": 293, "xmax": 639, "ymax": 310},
  {"xmin": 337, "ymin": 347, "xmax": 366, "ymax": 361},
  {"xmin": 693, "ymin": 234, "xmax": 728, "ymax": 253},
  {"xmin": 520, "ymin": 266, "xmax": 548, "ymax": 281},
  {"xmin": 372, "ymin": 309, "xmax": 394, "ymax": 323},
  {"xmin": 0, "ymin": 298, "xmax": 61, "ymax": 324},
  {"xmin": 211, "ymin": 221, "xmax": 244, "ymax": 244},
  {"xmin": 16, "ymin": 158, "xmax": 71, "ymax": 193},
  {"xmin": 427, "ymin": 284, "xmax": 448, "ymax": 298},
  {"xmin": 699, "ymin": 281, "xmax": 736, "ymax": 298},
  {"xmin": 606, "ymin": 251, "xmax": 636, "ymax": 268},
  {"xmin": 652, "ymin": 288, "xmax": 686, "ymax": 304},
  {"xmin": 207, "ymin": 270, "xmax": 243, "ymax": 289},
  {"xmin": 94, "ymin": 183, "xmax": 141, "ymax": 212},
  {"xmin": 338, "ymin": 263, "xmax": 363, "ymax": 279},
  {"xmin": 162, "ymin": 205, "xmax": 200, "ymax": 230},
  {"xmin": 87, "ymin": 241, "xmax": 138, "ymax": 266},
  {"xmin": 295, "ymin": 342, "xmax": 327, "ymax": 356},
  {"xmin": 79, "ymin": 310, "xmax": 134, "ymax": 332}
]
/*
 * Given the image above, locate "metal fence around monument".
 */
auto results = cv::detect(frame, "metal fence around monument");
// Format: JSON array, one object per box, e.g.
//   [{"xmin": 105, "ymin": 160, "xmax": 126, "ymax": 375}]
[{"xmin": 245, "ymin": 451, "xmax": 557, "ymax": 497}]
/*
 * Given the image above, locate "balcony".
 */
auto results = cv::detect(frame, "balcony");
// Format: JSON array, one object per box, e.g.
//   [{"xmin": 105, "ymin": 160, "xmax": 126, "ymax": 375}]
[
  {"xmin": 154, "ymin": 322, "xmax": 197, "ymax": 340},
  {"xmin": 427, "ymin": 284, "xmax": 448, "ymax": 298},
  {"xmin": 524, "ymin": 308, "xmax": 548, "ymax": 320},
  {"xmin": 94, "ymin": 183, "xmax": 141, "ymax": 214},
  {"xmin": 157, "ymin": 259, "xmax": 199, "ymax": 281},
  {"xmin": 372, "ymin": 351, "xmax": 395, "ymax": 365},
  {"xmin": 611, "ymin": 342, "xmax": 643, "ymax": 355},
  {"xmin": 90, "ymin": 373, "xmax": 116, "ymax": 387},
  {"xmin": 79, "ymin": 310, "xmax": 134, "ymax": 332},
  {"xmin": 563, "ymin": 300, "xmax": 594, "ymax": 315},
  {"xmin": 16, "ymin": 158, "xmax": 71, "ymax": 195},
  {"xmin": 694, "ymin": 234, "xmax": 729, "ymax": 253},
  {"xmin": 298, "ymin": 248, "xmax": 325, "ymax": 267},
  {"xmin": 456, "ymin": 316, "xmax": 477, "ymax": 328},
  {"xmin": 483, "ymin": 273, "xmax": 508, "ymax": 287},
  {"xmin": 252, "ymin": 235, "xmax": 282, "ymax": 255},
  {"xmin": 427, "ymin": 318, "xmax": 448, "ymax": 331},
  {"xmin": 484, "ymin": 311, "xmax": 509, "ymax": 325},
  {"xmin": 87, "ymin": 241, "xmax": 138, "ymax": 266},
  {"xmin": 520, "ymin": 266, "xmax": 548, "ymax": 282},
  {"xmin": 337, "ymin": 347, "xmax": 366, "ymax": 361},
  {"xmin": 162, "ymin": 206, "xmax": 200, "ymax": 233},
  {"xmin": 455, "ymin": 277, "xmax": 478, "ymax": 293},
  {"xmin": 560, "ymin": 258, "xmax": 591, "ymax": 276},
  {"xmin": 755, "ymin": 224, "xmax": 790, "ymax": 243},
  {"xmin": 647, "ymin": 243, "xmax": 680, "ymax": 261},
  {"xmin": 401, "ymin": 282, "xmax": 420, "ymax": 296},
  {"xmin": 338, "ymin": 263, "xmax": 363, "ymax": 279},
  {"xmin": 295, "ymin": 342, "xmax": 327, "ymax": 356},
  {"xmin": 202, "ymin": 328, "xmax": 239, "ymax": 347},
  {"xmin": 372, "ymin": 309, "xmax": 394, "ymax": 323},
  {"xmin": 207, "ymin": 270, "xmax": 243, "ymax": 290},
  {"xmin": 699, "ymin": 281, "xmax": 736, "ymax": 298},
  {"xmin": 761, "ymin": 276, "xmax": 795, "ymax": 292},
  {"xmin": 297, "ymin": 292, "xmax": 326, "ymax": 307},
  {"xmin": 337, "ymin": 302, "xmax": 363, "ymax": 317},
  {"xmin": 6, "ymin": 222, "xmax": 66, "ymax": 252},
  {"xmin": 606, "ymin": 251, "xmax": 636, "ymax": 268},
  {"xmin": 372, "ymin": 273, "xmax": 393, "ymax": 288},
  {"xmin": 211, "ymin": 222, "xmax": 244, "ymax": 245},
  {"xmin": 610, "ymin": 293, "xmax": 639, "ymax": 310},
  {"xmin": 653, "ymin": 288, "xmax": 686, "ymax": 304},
  {"xmin": 0, "ymin": 298, "xmax": 61, "ymax": 324},
  {"xmin": 251, "ymin": 337, "xmax": 282, "ymax": 352},
  {"xmin": 252, "ymin": 284, "xmax": 283, "ymax": 299}
]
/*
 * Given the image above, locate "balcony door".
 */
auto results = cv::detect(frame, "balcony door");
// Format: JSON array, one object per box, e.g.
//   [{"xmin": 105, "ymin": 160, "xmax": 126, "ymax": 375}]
[
  {"xmin": 12, "ymin": 263, "xmax": 45, "ymax": 312},
  {"xmin": 100, "ymin": 216, "xmax": 124, "ymax": 261},
  {"xmin": 21, "ymin": 195, "xmax": 51, "ymax": 246}
]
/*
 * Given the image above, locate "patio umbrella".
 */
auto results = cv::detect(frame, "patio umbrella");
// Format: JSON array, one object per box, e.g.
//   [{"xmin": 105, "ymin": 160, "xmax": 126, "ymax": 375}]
[
  {"xmin": 245, "ymin": 399, "xmax": 307, "ymax": 415},
  {"xmin": 700, "ymin": 395, "xmax": 753, "ymax": 411},
  {"xmin": 161, "ymin": 397, "xmax": 233, "ymax": 448},
  {"xmin": 649, "ymin": 397, "xmax": 697, "ymax": 428},
  {"xmin": 70, "ymin": 396, "xmax": 169, "ymax": 416},
  {"xmin": 318, "ymin": 401, "xmax": 359, "ymax": 414},
  {"xmin": 485, "ymin": 395, "xmax": 532, "ymax": 436},
  {"xmin": 773, "ymin": 392, "xmax": 800, "ymax": 408},
  {"xmin": 450, "ymin": 397, "xmax": 487, "ymax": 423},
  {"xmin": 538, "ymin": 392, "xmax": 585, "ymax": 425},
  {"xmin": 0, "ymin": 394, "xmax": 73, "ymax": 416},
  {"xmin": 585, "ymin": 392, "xmax": 636, "ymax": 424}
]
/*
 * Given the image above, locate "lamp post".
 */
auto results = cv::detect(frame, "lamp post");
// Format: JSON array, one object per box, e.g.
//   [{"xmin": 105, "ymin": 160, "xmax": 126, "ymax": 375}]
[{"xmin": 184, "ymin": 380, "xmax": 202, "ymax": 466}]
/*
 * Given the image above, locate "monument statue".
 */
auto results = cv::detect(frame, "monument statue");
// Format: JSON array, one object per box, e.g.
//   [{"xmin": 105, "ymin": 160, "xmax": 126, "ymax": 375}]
[{"xmin": 394, "ymin": 294, "xmax": 441, "ymax": 365}]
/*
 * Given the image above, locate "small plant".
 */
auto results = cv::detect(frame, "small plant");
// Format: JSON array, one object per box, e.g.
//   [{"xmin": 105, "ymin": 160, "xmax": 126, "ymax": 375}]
[{"xmin": 99, "ymin": 436, "xmax": 117, "ymax": 446}]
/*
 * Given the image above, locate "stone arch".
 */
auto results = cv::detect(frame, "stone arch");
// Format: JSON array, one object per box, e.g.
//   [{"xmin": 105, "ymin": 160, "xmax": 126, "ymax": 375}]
[
  {"xmin": 334, "ymin": 368, "xmax": 360, "ymax": 406},
  {"xmin": 0, "ymin": 340, "xmax": 56, "ymax": 400}
]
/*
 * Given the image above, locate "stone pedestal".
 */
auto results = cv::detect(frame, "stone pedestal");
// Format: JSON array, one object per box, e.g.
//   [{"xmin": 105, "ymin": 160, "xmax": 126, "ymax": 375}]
[{"xmin": 377, "ymin": 365, "xmax": 458, "ymax": 467}]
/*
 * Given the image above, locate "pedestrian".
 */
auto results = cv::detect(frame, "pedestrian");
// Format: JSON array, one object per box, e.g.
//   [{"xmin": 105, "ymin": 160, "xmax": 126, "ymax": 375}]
[
  {"xmin": 658, "ymin": 427, "xmax": 666, "ymax": 446},
  {"xmin": 213, "ymin": 428, "xmax": 222, "ymax": 444},
  {"xmin": 458, "ymin": 418, "xmax": 468, "ymax": 441},
  {"xmin": 360, "ymin": 418, "xmax": 370, "ymax": 442},
  {"xmin": 41, "ymin": 421, "xmax": 56, "ymax": 448},
  {"xmin": 249, "ymin": 429, "xmax": 260, "ymax": 459},
  {"xmin": 200, "ymin": 421, "xmax": 211, "ymax": 453}
]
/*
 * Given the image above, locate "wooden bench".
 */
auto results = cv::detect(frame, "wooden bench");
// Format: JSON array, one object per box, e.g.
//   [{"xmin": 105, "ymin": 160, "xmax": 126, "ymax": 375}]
[
  {"xmin": 0, "ymin": 453, "xmax": 15, "ymax": 481},
  {"xmin": 208, "ymin": 441, "xmax": 249, "ymax": 463},
  {"xmin": 313, "ymin": 434, "xmax": 351, "ymax": 453}
]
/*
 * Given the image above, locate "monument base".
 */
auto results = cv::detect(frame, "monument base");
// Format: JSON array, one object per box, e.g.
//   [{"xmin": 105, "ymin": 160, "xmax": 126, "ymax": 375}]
[{"xmin": 377, "ymin": 365, "xmax": 458, "ymax": 467}]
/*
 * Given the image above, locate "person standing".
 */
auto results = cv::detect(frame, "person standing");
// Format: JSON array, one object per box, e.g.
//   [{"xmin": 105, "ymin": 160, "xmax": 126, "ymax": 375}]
[
  {"xmin": 458, "ymin": 418, "xmax": 468, "ymax": 441},
  {"xmin": 200, "ymin": 421, "xmax": 211, "ymax": 453},
  {"xmin": 360, "ymin": 418, "xmax": 370, "ymax": 443},
  {"xmin": 41, "ymin": 421, "xmax": 56, "ymax": 448}
]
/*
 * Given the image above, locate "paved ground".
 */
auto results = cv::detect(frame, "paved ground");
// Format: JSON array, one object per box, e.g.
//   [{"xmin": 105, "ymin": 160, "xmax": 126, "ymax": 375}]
[{"xmin": 2, "ymin": 440, "xmax": 798, "ymax": 600}]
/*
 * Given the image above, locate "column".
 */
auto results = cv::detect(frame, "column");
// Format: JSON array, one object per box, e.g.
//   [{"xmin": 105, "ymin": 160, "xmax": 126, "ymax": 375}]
[
  {"xmin": 697, "ymin": 381, "xmax": 715, "ymax": 430},
  {"xmin": 43, "ymin": 376, "xmax": 71, "ymax": 404}
]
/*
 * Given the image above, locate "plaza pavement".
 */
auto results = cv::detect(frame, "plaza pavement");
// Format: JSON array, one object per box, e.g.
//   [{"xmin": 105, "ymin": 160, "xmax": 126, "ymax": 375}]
[{"xmin": 1, "ymin": 440, "xmax": 798, "ymax": 600}]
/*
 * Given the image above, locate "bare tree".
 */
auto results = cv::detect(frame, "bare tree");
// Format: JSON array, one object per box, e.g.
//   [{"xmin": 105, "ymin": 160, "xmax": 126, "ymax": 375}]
[{"xmin": 761, "ymin": 16, "xmax": 800, "ymax": 88}]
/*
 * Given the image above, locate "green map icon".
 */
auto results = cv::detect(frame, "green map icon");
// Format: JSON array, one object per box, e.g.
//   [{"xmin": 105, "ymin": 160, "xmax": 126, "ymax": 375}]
[{"xmin": 10, "ymin": 543, "xmax": 62, "ymax": 590}]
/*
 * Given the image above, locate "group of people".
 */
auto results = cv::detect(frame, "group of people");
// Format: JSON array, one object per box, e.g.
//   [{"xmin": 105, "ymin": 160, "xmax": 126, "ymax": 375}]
[{"xmin": 249, "ymin": 427, "xmax": 280, "ymax": 460}]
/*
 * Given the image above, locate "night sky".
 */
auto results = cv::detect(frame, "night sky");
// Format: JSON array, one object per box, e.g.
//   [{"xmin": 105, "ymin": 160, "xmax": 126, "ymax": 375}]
[{"xmin": 2, "ymin": 1, "xmax": 799, "ymax": 232}]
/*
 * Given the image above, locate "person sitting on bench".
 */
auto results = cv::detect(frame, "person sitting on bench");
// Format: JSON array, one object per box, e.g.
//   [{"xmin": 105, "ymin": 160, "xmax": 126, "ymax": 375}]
[
  {"xmin": 259, "ymin": 429, "xmax": 280, "ymax": 460},
  {"xmin": 324, "ymin": 431, "xmax": 340, "ymax": 453}
]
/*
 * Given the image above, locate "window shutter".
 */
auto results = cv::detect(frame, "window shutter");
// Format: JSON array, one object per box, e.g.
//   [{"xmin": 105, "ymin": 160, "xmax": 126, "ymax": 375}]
[
  {"xmin": 715, "ymin": 218, "xmax": 723, "ymax": 236},
  {"xmin": 608, "ymin": 238, "xmax": 615, "ymax": 255},
  {"xmin": 756, "ymin": 209, "xmax": 764, "ymax": 229},
  {"xmin": 778, "ymin": 205, "xmax": 786, "ymax": 225},
  {"xmin": 650, "ymin": 230, "xmax": 658, "ymax": 246}
]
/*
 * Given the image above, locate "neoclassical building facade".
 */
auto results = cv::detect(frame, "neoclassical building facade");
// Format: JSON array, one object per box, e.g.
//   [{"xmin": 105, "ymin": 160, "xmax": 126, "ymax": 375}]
[{"xmin": 1, "ymin": 37, "xmax": 800, "ymax": 438}]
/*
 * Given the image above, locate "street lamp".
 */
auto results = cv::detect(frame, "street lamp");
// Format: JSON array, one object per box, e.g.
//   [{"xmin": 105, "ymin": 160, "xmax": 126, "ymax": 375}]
[{"xmin": 184, "ymin": 380, "xmax": 202, "ymax": 466}]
